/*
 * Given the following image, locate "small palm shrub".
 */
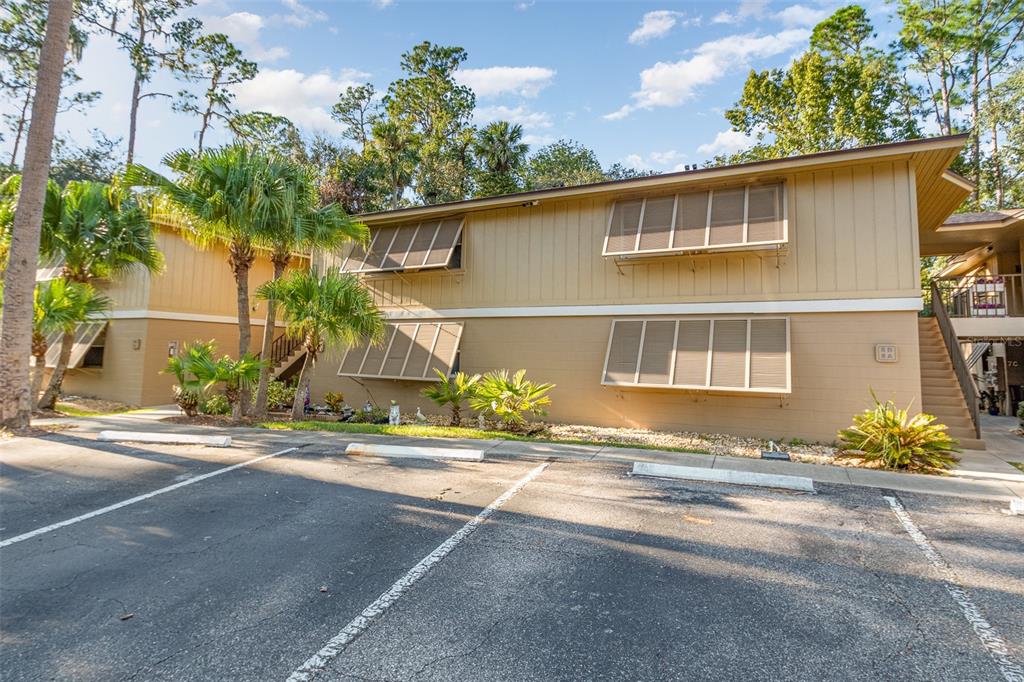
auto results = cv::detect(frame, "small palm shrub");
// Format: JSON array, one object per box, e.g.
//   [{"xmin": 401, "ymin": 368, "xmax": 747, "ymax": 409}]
[
  {"xmin": 163, "ymin": 341, "xmax": 220, "ymax": 417},
  {"xmin": 1017, "ymin": 401, "xmax": 1024, "ymax": 428},
  {"xmin": 837, "ymin": 393, "xmax": 960, "ymax": 472},
  {"xmin": 199, "ymin": 393, "xmax": 230, "ymax": 415},
  {"xmin": 266, "ymin": 380, "xmax": 296, "ymax": 411},
  {"xmin": 215, "ymin": 354, "xmax": 266, "ymax": 420},
  {"xmin": 323, "ymin": 391, "xmax": 345, "ymax": 412},
  {"xmin": 420, "ymin": 370, "xmax": 481, "ymax": 425},
  {"xmin": 469, "ymin": 369, "xmax": 554, "ymax": 431}
]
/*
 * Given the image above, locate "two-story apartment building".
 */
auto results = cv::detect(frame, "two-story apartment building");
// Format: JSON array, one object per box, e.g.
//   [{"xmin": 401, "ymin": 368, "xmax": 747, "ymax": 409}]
[{"xmin": 310, "ymin": 134, "xmax": 979, "ymax": 446}]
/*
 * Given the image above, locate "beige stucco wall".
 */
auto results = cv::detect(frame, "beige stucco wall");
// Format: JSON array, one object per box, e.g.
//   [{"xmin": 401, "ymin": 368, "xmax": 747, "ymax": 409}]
[
  {"xmin": 62, "ymin": 319, "xmax": 149, "ymax": 406},
  {"xmin": 62, "ymin": 318, "xmax": 272, "ymax": 407},
  {"xmin": 322, "ymin": 159, "xmax": 921, "ymax": 312},
  {"xmin": 307, "ymin": 311, "xmax": 921, "ymax": 443}
]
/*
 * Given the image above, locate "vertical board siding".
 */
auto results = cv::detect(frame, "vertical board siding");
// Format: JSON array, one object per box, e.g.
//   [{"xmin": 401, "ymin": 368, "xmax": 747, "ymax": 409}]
[{"xmin": 350, "ymin": 161, "xmax": 918, "ymax": 312}]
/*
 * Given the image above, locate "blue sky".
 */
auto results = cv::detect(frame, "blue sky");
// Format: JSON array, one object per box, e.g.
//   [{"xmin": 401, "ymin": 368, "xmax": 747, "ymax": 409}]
[{"xmin": 5, "ymin": 0, "xmax": 902, "ymax": 173}]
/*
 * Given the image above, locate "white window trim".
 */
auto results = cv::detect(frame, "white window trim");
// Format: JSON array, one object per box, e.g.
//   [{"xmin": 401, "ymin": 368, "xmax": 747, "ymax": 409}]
[
  {"xmin": 601, "ymin": 316, "xmax": 791, "ymax": 394},
  {"xmin": 603, "ymin": 182, "xmax": 788, "ymax": 257}
]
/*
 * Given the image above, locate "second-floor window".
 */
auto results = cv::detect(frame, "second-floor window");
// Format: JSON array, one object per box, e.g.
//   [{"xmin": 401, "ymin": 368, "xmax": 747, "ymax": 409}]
[
  {"xmin": 340, "ymin": 217, "xmax": 464, "ymax": 274},
  {"xmin": 603, "ymin": 182, "xmax": 786, "ymax": 257}
]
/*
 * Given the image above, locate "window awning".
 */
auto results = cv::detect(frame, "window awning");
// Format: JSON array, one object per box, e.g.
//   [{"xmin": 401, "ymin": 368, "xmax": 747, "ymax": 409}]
[
  {"xmin": 36, "ymin": 254, "xmax": 64, "ymax": 281},
  {"xmin": 602, "ymin": 317, "xmax": 790, "ymax": 393},
  {"xmin": 339, "ymin": 218, "xmax": 463, "ymax": 274},
  {"xmin": 337, "ymin": 321, "xmax": 464, "ymax": 381},
  {"xmin": 44, "ymin": 321, "xmax": 107, "ymax": 369},
  {"xmin": 603, "ymin": 182, "xmax": 786, "ymax": 257}
]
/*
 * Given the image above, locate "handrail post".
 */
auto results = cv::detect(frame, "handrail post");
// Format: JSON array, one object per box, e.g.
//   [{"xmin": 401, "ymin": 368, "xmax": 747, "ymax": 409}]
[{"xmin": 929, "ymin": 281, "xmax": 981, "ymax": 439}]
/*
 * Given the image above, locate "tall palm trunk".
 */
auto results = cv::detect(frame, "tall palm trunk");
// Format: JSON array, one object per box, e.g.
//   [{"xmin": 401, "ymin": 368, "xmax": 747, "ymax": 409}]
[
  {"xmin": 290, "ymin": 338, "xmax": 316, "ymax": 421},
  {"xmin": 253, "ymin": 256, "xmax": 288, "ymax": 417},
  {"xmin": 0, "ymin": 0, "xmax": 74, "ymax": 429},
  {"xmin": 38, "ymin": 328, "xmax": 73, "ymax": 409},
  {"xmin": 30, "ymin": 333, "xmax": 48, "ymax": 407},
  {"xmin": 230, "ymin": 239, "xmax": 255, "ymax": 413}
]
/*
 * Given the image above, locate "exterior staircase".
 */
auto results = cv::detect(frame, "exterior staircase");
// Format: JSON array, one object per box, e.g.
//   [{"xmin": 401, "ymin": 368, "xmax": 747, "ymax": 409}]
[
  {"xmin": 263, "ymin": 334, "xmax": 306, "ymax": 382},
  {"xmin": 917, "ymin": 317, "xmax": 985, "ymax": 450}
]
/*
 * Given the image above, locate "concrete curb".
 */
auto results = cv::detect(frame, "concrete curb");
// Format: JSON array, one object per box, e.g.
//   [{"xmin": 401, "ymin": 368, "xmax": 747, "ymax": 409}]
[
  {"xmin": 631, "ymin": 461, "xmax": 816, "ymax": 493},
  {"xmin": 97, "ymin": 431, "xmax": 232, "ymax": 447},
  {"xmin": 345, "ymin": 443, "xmax": 485, "ymax": 461}
]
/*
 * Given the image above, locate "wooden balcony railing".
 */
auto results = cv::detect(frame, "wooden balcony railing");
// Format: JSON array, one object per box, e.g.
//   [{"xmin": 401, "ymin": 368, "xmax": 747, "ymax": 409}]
[
  {"xmin": 930, "ymin": 281, "xmax": 981, "ymax": 439},
  {"xmin": 929, "ymin": 274, "xmax": 1024, "ymax": 318},
  {"xmin": 262, "ymin": 333, "xmax": 304, "ymax": 367}
]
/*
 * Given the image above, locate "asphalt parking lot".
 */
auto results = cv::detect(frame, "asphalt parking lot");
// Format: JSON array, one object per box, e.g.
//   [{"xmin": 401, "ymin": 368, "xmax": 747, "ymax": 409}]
[{"xmin": 1, "ymin": 432, "xmax": 1022, "ymax": 681}]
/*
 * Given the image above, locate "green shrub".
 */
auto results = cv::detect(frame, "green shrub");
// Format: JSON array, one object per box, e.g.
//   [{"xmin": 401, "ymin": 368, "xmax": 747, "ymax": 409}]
[
  {"xmin": 837, "ymin": 393, "xmax": 960, "ymax": 472},
  {"xmin": 1018, "ymin": 401, "xmax": 1024, "ymax": 427},
  {"xmin": 266, "ymin": 380, "xmax": 296, "ymax": 411},
  {"xmin": 199, "ymin": 393, "xmax": 230, "ymax": 415},
  {"xmin": 323, "ymin": 391, "xmax": 345, "ymax": 412},
  {"xmin": 468, "ymin": 369, "xmax": 554, "ymax": 431},
  {"xmin": 420, "ymin": 370, "xmax": 481, "ymax": 425},
  {"xmin": 350, "ymin": 406, "xmax": 389, "ymax": 424}
]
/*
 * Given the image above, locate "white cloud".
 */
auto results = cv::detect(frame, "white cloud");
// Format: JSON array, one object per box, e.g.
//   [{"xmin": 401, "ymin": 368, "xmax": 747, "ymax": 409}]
[
  {"xmin": 711, "ymin": 0, "xmax": 768, "ymax": 24},
  {"xmin": 456, "ymin": 66, "xmax": 556, "ymax": 98},
  {"xmin": 605, "ymin": 29, "xmax": 809, "ymax": 120},
  {"xmin": 523, "ymin": 133, "xmax": 556, "ymax": 147},
  {"xmin": 474, "ymin": 104, "xmax": 553, "ymax": 130},
  {"xmin": 280, "ymin": 0, "xmax": 328, "ymax": 27},
  {"xmin": 628, "ymin": 10, "xmax": 693, "ymax": 45},
  {"xmin": 203, "ymin": 12, "xmax": 289, "ymax": 62},
  {"xmin": 373, "ymin": 0, "xmax": 394, "ymax": 7},
  {"xmin": 621, "ymin": 149, "xmax": 688, "ymax": 170},
  {"xmin": 232, "ymin": 68, "xmax": 369, "ymax": 130},
  {"xmin": 697, "ymin": 129, "xmax": 754, "ymax": 156},
  {"xmin": 775, "ymin": 4, "xmax": 829, "ymax": 27},
  {"xmin": 515, "ymin": 0, "xmax": 536, "ymax": 9}
]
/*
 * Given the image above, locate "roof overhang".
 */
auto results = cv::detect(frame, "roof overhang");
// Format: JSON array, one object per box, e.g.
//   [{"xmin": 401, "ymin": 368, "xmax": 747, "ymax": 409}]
[
  {"xmin": 358, "ymin": 135, "xmax": 970, "ymax": 233},
  {"xmin": 922, "ymin": 208, "xmax": 1024, "ymax": 256}
]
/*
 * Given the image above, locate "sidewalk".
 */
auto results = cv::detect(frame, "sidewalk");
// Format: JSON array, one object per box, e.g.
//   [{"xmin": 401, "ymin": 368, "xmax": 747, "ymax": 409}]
[
  {"xmin": 19, "ymin": 409, "xmax": 1024, "ymax": 504},
  {"xmin": 952, "ymin": 415, "xmax": 1023, "ymax": 483}
]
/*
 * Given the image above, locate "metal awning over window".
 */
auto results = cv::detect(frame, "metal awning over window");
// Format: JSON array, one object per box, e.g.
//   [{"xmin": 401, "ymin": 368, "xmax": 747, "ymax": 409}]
[
  {"xmin": 602, "ymin": 317, "xmax": 790, "ymax": 393},
  {"xmin": 337, "ymin": 321, "xmax": 464, "ymax": 381},
  {"xmin": 339, "ymin": 217, "xmax": 464, "ymax": 274},
  {"xmin": 36, "ymin": 254, "xmax": 65, "ymax": 281},
  {"xmin": 43, "ymin": 321, "xmax": 107, "ymax": 369},
  {"xmin": 603, "ymin": 182, "xmax": 786, "ymax": 257}
]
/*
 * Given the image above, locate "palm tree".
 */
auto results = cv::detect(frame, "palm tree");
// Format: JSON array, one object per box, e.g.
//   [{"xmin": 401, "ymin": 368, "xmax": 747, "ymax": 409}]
[
  {"xmin": 472, "ymin": 121, "xmax": 528, "ymax": 197},
  {"xmin": 369, "ymin": 119, "xmax": 419, "ymax": 208},
  {"xmin": 34, "ymin": 280, "xmax": 111, "ymax": 409},
  {"xmin": 256, "ymin": 270, "xmax": 384, "ymax": 420},
  {"xmin": 163, "ymin": 341, "xmax": 221, "ymax": 417},
  {"xmin": 34, "ymin": 178, "xmax": 162, "ymax": 407},
  {"xmin": 252, "ymin": 165, "xmax": 368, "ymax": 418},
  {"xmin": 0, "ymin": 0, "xmax": 75, "ymax": 429},
  {"xmin": 127, "ymin": 144, "xmax": 301, "ymax": 413},
  {"xmin": 214, "ymin": 354, "xmax": 265, "ymax": 421},
  {"xmin": 421, "ymin": 370, "xmax": 481, "ymax": 426}
]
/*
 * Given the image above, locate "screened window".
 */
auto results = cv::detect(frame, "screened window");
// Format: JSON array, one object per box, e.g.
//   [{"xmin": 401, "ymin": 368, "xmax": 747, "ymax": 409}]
[
  {"xmin": 337, "ymin": 322, "xmax": 464, "ymax": 381},
  {"xmin": 602, "ymin": 317, "xmax": 790, "ymax": 393},
  {"xmin": 603, "ymin": 182, "xmax": 786, "ymax": 256},
  {"xmin": 339, "ymin": 217, "xmax": 464, "ymax": 274}
]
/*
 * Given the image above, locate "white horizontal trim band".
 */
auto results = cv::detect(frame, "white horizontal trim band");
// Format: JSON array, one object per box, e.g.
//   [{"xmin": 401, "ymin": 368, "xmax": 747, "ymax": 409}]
[
  {"xmin": 108, "ymin": 310, "xmax": 286, "ymax": 326},
  {"xmin": 382, "ymin": 297, "xmax": 923, "ymax": 320}
]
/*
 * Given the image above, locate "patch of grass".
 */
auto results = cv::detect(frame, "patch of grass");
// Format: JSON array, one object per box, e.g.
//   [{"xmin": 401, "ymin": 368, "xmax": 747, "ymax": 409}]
[
  {"xmin": 54, "ymin": 403, "xmax": 147, "ymax": 417},
  {"xmin": 257, "ymin": 420, "xmax": 707, "ymax": 455},
  {"xmin": 1010, "ymin": 461, "xmax": 1024, "ymax": 474}
]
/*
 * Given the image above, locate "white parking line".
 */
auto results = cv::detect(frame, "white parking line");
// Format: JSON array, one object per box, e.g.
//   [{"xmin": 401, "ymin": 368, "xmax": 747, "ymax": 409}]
[
  {"xmin": 884, "ymin": 496, "xmax": 1024, "ymax": 682},
  {"xmin": 286, "ymin": 461, "xmax": 550, "ymax": 682},
  {"xmin": 0, "ymin": 447, "xmax": 299, "ymax": 549}
]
